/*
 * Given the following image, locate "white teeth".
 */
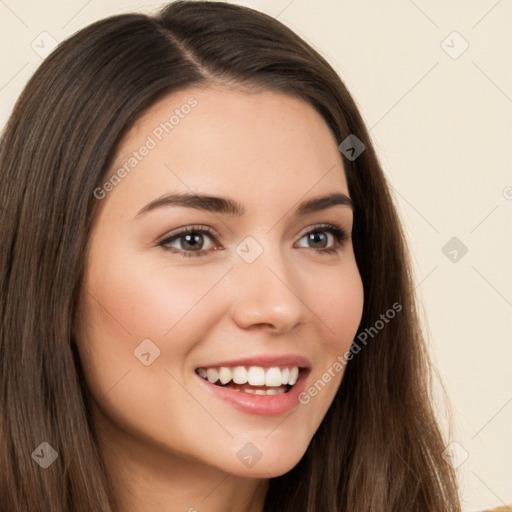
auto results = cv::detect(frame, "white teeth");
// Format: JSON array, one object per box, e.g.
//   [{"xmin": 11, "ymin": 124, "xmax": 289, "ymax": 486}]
[
  {"xmin": 218, "ymin": 367, "xmax": 231, "ymax": 385},
  {"xmin": 232, "ymin": 366, "xmax": 248, "ymax": 384},
  {"xmin": 197, "ymin": 365, "xmax": 302, "ymax": 387},
  {"xmin": 247, "ymin": 366, "xmax": 265, "ymax": 386},
  {"xmin": 241, "ymin": 387, "xmax": 287, "ymax": 395},
  {"xmin": 265, "ymin": 367, "xmax": 283, "ymax": 387},
  {"xmin": 206, "ymin": 368, "xmax": 219, "ymax": 384},
  {"xmin": 288, "ymin": 366, "xmax": 299, "ymax": 386}
]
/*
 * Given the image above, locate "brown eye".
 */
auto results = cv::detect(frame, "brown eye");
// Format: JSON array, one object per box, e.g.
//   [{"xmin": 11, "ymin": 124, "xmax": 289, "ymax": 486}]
[
  {"xmin": 295, "ymin": 224, "xmax": 348, "ymax": 254},
  {"xmin": 158, "ymin": 226, "xmax": 219, "ymax": 258},
  {"xmin": 305, "ymin": 231, "xmax": 329, "ymax": 249},
  {"xmin": 178, "ymin": 233, "xmax": 208, "ymax": 251}
]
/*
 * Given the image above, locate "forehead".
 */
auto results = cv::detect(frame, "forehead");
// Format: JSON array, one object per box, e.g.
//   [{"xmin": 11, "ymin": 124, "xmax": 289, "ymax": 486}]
[{"xmin": 102, "ymin": 85, "xmax": 349, "ymax": 215}]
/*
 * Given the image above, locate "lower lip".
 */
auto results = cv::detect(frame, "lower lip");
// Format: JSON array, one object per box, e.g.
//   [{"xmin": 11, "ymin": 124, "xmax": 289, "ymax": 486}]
[{"xmin": 197, "ymin": 370, "xmax": 309, "ymax": 417}]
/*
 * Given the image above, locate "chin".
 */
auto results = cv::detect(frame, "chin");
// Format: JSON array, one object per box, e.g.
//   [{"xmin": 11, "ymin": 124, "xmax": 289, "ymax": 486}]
[{"xmin": 223, "ymin": 439, "xmax": 310, "ymax": 479}]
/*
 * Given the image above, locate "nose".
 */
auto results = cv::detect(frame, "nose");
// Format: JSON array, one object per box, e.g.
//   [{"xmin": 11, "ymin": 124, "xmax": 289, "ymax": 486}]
[{"xmin": 229, "ymin": 243, "xmax": 306, "ymax": 333}]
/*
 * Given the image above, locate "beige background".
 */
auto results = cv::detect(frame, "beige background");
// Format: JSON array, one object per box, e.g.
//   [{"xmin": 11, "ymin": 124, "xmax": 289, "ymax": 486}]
[{"xmin": 1, "ymin": 1, "xmax": 511, "ymax": 509}]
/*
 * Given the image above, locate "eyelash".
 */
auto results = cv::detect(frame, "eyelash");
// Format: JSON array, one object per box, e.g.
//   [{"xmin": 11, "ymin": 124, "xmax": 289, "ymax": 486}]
[{"xmin": 157, "ymin": 223, "xmax": 349, "ymax": 258}]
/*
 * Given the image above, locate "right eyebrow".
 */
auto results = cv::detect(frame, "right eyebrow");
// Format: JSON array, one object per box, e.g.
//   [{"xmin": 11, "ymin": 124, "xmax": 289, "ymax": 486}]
[
  {"xmin": 135, "ymin": 193, "xmax": 245, "ymax": 218},
  {"xmin": 135, "ymin": 191, "xmax": 353, "ymax": 219}
]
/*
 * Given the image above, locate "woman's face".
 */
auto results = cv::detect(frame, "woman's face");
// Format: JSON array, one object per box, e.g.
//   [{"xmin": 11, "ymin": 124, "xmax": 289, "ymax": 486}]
[{"xmin": 77, "ymin": 84, "xmax": 364, "ymax": 479}]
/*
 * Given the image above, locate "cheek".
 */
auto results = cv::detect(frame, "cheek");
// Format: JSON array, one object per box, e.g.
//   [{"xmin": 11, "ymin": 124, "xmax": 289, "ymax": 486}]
[
  {"xmin": 314, "ymin": 259, "xmax": 364, "ymax": 349},
  {"xmin": 75, "ymin": 248, "xmax": 232, "ymax": 430},
  {"xmin": 303, "ymin": 258, "xmax": 363, "ymax": 392},
  {"xmin": 335, "ymin": 274, "xmax": 364, "ymax": 345},
  {"xmin": 76, "ymin": 242, "xmax": 235, "ymax": 400},
  {"xmin": 82, "ymin": 246, "xmax": 231, "ymax": 343},
  {"xmin": 290, "ymin": 260, "xmax": 363, "ymax": 433}
]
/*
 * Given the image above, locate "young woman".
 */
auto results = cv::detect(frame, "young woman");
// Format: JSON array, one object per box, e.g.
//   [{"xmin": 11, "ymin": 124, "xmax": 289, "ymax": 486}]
[{"xmin": 0, "ymin": 2, "xmax": 461, "ymax": 511}]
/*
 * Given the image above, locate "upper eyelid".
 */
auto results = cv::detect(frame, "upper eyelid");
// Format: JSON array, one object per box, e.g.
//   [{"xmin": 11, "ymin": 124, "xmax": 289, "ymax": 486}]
[
  {"xmin": 158, "ymin": 224, "xmax": 220, "ymax": 242},
  {"xmin": 296, "ymin": 223, "xmax": 348, "ymax": 237},
  {"xmin": 158, "ymin": 223, "xmax": 349, "ymax": 247}
]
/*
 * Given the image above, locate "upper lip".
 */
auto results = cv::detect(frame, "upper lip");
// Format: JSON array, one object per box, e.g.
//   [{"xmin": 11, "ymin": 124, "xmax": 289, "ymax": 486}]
[{"xmin": 195, "ymin": 354, "xmax": 311, "ymax": 369}]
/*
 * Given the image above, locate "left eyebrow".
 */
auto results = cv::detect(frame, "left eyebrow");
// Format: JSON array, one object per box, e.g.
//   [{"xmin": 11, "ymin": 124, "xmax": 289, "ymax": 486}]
[
  {"xmin": 296, "ymin": 193, "xmax": 353, "ymax": 215},
  {"xmin": 135, "ymin": 191, "xmax": 353, "ymax": 218}
]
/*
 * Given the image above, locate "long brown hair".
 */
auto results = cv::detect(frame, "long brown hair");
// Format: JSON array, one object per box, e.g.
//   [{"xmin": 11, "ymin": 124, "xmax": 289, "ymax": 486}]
[{"xmin": 0, "ymin": 2, "xmax": 460, "ymax": 510}]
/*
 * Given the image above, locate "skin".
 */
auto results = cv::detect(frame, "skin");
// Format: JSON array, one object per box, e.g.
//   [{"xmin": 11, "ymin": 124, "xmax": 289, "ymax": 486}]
[{"xmin": 76, "ymin": 83, "xmax": 364, "ymax": 512}]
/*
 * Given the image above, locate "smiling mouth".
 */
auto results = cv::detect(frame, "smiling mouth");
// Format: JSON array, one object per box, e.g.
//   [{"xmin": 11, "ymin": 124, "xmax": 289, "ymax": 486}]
[{"xmin": 195, "ymin": 365, "xmax": 304, "ymax": 395}]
